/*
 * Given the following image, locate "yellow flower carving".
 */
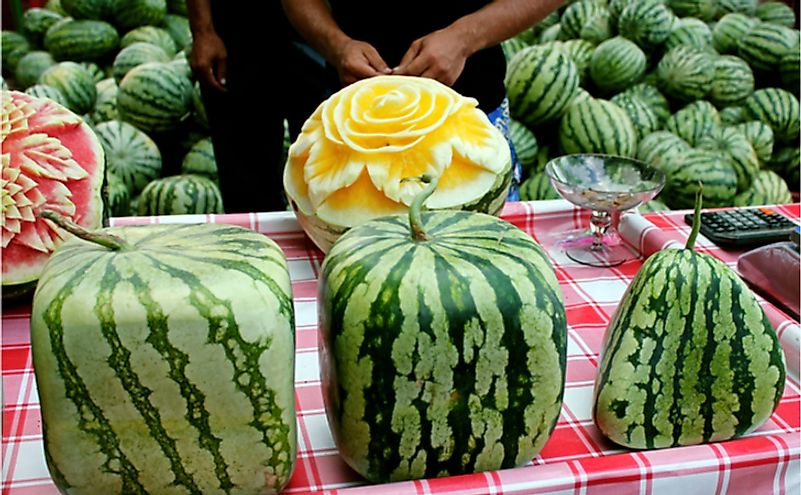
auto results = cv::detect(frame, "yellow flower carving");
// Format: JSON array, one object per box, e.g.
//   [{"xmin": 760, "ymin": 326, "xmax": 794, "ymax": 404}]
[{"xmin": 284, "ymin": 75, "xmax": 512, "ymax": 252}]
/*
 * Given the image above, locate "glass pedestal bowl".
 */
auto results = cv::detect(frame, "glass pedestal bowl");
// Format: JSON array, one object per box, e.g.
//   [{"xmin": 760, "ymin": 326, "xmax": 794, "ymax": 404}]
[{"xmin": 545, "ymin": 154, "xmax": 666, "ymax": 267}]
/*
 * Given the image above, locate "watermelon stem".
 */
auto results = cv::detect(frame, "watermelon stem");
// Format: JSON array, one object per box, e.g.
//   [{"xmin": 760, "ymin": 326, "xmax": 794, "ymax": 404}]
[
  {"xmin": 405, "ymin": 174, "xmax": 440, "ymax": 242},
  {"xmin": 39, "ymin": 210, "xmax": 130, "ymax": 251},
  {"xmin": 685, "ymin": 183, "xmax": 703, "ymax": 250}
]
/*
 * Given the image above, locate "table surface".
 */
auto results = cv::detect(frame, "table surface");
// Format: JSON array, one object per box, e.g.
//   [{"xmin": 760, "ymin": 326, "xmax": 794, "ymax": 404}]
[{"xmin": 3, "ymin": 201, "xmax": 800, "ymax": 495}]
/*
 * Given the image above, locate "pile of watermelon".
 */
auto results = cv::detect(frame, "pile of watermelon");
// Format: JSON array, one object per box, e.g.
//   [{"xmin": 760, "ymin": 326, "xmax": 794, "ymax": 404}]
[
  {"xmin": 2, "ymin": 0, "xmax": 224, "ymax": 216},
  {"xmin": 4, "ymin": 0, "xmax": 798, "ymax": 214},
  {"xmin": 504, "ymin": 0, "xmax": 799, "ymax": 210}
]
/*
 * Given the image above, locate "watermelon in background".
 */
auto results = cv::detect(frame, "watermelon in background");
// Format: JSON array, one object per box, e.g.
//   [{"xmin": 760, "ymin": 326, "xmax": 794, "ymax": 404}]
[
  {"xmin": 43, "ymin": 18, "xmax": 120, "ymax": 62},
  {"xmin": 500, "ymin": 0, "xmax": 800, "ymax": 204},
  {"xmin": 94, "ymin": 119, "xmax": 163, "ymax": 195},
  {"xmin": 14, "ymin": 50, "xmax": 56, "ymax": 89},
  {"xmin": 38, "ymin": 61, "xmax": 97, "ymax": 114},
  {"xmin": 24, "ymin": 83, "xmax": 68, "ymax": 106},
  {"xmin": 1, "ymin": 90, "xmax": 105, "ymax": 300},
  {"xmin": 117, "ymin": 61, "xmax": 193, "ymax": 134},
  {"xmin": 4, "ymin": 0, "xmax": 800, "ymax": 214},
  {"xmin": 21, "ymin": 7, "xmax": 64, "ymax": 46},
  {"xmin": 181, "ymin": 137, "xmax": 217, "ymax": 181},
  {"xmin": 136, "ymin": 174, "xmax": 224, "ymax": 215}
]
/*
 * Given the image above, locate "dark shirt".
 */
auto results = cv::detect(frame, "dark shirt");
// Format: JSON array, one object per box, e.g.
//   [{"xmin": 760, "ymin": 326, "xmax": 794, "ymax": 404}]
[
  {"xmin": 209, "ymin": 1, "xmax": 296, "ymax": 45},
  {"xmin": 329, "ymin": 0, "xmax": 506, "ymax": 112}
]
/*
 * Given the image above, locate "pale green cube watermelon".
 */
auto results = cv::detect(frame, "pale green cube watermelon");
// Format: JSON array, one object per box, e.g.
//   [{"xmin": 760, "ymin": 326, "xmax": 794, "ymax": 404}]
[{"xmin": 31, "ymin": 220, "xmax": 296, "ymax": 494}]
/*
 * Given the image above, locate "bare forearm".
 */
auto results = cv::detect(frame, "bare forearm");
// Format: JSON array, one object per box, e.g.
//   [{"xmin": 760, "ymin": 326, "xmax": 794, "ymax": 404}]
[
  {"xmin": 451, "ymin": 0, "xmax": 565, "ymax": 56},
  {"xmin": 186, "ymin": 0, "xmax": 216, "ymax": 35},
  {"xmin": 281, "ymin": 0, "xmax": 351, "ymax": 64}
]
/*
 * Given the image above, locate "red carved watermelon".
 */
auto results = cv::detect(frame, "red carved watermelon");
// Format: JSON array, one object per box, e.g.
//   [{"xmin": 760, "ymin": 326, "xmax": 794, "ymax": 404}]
[{"xmin": 1, "ymin": 90, "xmax": 105, "ymax": 299}]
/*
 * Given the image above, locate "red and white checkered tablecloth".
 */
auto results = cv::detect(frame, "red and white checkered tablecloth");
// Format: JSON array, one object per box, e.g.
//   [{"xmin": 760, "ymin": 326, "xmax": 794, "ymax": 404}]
[{"xmin": 3, "ymin": 201, "xmax": 799, "ymax": 495}]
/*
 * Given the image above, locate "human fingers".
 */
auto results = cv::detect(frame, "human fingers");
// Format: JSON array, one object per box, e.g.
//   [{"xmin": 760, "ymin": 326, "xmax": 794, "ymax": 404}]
[
  {"xmin": 190, "ymin": 45, "xmax": 227, "ymax": 92},
  {"xmin": 393, "ymin": 40, "xmax": 428, "ymax": 76},
  {"xmin": 362, "ymin": 44, "xmax": 392, "ymax": 75},
  {"xmin": 215, "ymin": 57, "xmax": 227, "ymax": 89},
  {"xmin": 394, "ymin": 39, "xmax": 422, "ymax": 72},
  {"xmin": 339, "ymin": 42, "xmax": 389, "ymax": 83}
]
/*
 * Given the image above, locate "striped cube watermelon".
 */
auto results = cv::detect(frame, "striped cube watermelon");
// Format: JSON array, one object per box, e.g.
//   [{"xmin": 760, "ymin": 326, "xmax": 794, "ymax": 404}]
[
  {"xmin": 31, "ymin": 217, "xmax": 296, "ymax": 494},
  {"xmin": 319, "ymin": 180, "xmax": 567, "ymax": 482}
]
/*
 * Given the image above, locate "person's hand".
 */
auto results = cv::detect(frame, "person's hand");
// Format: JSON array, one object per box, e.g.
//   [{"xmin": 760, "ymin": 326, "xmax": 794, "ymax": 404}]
[
  {"xmin": 332, "ymin": 39, "xmax": 392, "ymax": 85},
  {"xmin": 190, "ymin": 30, "xmax": 227, "ymax": 92},
  {"xmin": 392, "ymin": 28, "xmax": 470, "ymax": 86}
]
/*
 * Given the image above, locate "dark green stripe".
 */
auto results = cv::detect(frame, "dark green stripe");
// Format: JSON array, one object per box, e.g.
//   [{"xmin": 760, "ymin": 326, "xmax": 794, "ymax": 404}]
[
  {"xmin": 430, "ymin": 251, "xmax": 481, "ymax": 473},
  {"xmin": 129, "ymin": 270, "xmax": 233, "ymax": 491},
  {"xmin": 669, "ymin": 253, "xmax": 699, "ymax": 446},
  {"xmin": 515, "ymin": 50, "xmax": 560, "ymax": 120},
  {"xmin": 538, "ymin": 63, "xmax": 575, "ymax": 121},
  {"xmin": 641, "ymin": 258, "xmax": 676, "ymax": 447},
  {"xmin": 582, "ymin": 102, "xmax": 605, "ymax": 151},
  {"xmin": 95, "ymin": 262, "xmax": 203, "ymax": 494},
  {"xmin": 439, "ymin": 242, "xmax": 566, "ymax": 461},
  {"xmin": 725, "ymin": 269, "xmax": 759, "ymax": 436},
  {"xmin": 41, "ymin": 256, "xmax": 147, "ymax": 493},
  {"xmin": 344, "ymin": 246, "xmax": 414, "ymax": 480},
  {"xmin": 698, "ymin": 256, "xmax": 723, "ymax": 443},
  {"xmin": 143, "ymin": 255, "xmax": 293, "ymax": 477}
]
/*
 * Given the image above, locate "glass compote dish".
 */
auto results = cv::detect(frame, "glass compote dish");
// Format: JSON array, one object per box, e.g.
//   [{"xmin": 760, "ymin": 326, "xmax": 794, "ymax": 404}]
[{"xmin": 545, "ymin": 154, "xmax": 666, "ymax": 267}]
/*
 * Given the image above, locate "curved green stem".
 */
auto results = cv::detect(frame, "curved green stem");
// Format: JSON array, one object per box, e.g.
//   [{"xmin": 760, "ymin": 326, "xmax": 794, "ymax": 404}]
[
  {"xmin": 406, "ymin": 174, "xmax": 440, "ymax": 242},
  {"xmin": 686, "ymin": 183, "xmax": 703, "ymax": 251},
  {"xmin": 39, "ymin": 210, "xmax": 130, "ymax": 251}
]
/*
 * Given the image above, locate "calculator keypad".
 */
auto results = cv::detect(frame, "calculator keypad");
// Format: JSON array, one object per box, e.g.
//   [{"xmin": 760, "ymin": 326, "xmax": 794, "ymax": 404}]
[{"xmin": 687, "ymin": 208, "xmax": 797, "ymax": 247}]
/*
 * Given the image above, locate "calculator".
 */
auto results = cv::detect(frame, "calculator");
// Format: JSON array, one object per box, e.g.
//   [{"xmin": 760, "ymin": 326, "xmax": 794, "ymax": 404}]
[{"xmin": 683, "ymin": 207, "xmax": 798, "ymax": 248}]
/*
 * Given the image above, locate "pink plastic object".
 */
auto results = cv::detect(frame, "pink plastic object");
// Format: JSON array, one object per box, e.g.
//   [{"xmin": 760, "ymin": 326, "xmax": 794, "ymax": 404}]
[{"xmin": 737, "ymin": 241, "xmax": 800, "ymax": 319}]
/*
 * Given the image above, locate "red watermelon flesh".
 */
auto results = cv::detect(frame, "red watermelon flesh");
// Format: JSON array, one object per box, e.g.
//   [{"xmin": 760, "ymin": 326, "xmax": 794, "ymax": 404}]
[{"xmin": 2, "ymin": 91, "xmax": 104, "ymax": 296}]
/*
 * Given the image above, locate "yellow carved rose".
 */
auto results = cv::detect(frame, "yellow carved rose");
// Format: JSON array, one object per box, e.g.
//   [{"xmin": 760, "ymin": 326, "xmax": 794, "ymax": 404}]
[{"xmin": 283, "ymin": 75, "xmax": 512, "ymax": 252}]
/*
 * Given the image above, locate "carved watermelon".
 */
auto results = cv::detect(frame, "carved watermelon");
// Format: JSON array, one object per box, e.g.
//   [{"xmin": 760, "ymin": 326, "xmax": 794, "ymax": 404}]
[
  {"xmin": 283, "ymin": 75, "xmax": 512, "ymax": 253},
  {"xmin": 1, "ymin": 90, "xmax": 104, "ymax": 299}
]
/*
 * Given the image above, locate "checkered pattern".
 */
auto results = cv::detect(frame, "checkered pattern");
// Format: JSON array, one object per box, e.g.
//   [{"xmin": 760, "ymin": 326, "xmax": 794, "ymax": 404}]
[{"xmin": 3, "ymin": 201, "xmax": 799, "ymax": 495}]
